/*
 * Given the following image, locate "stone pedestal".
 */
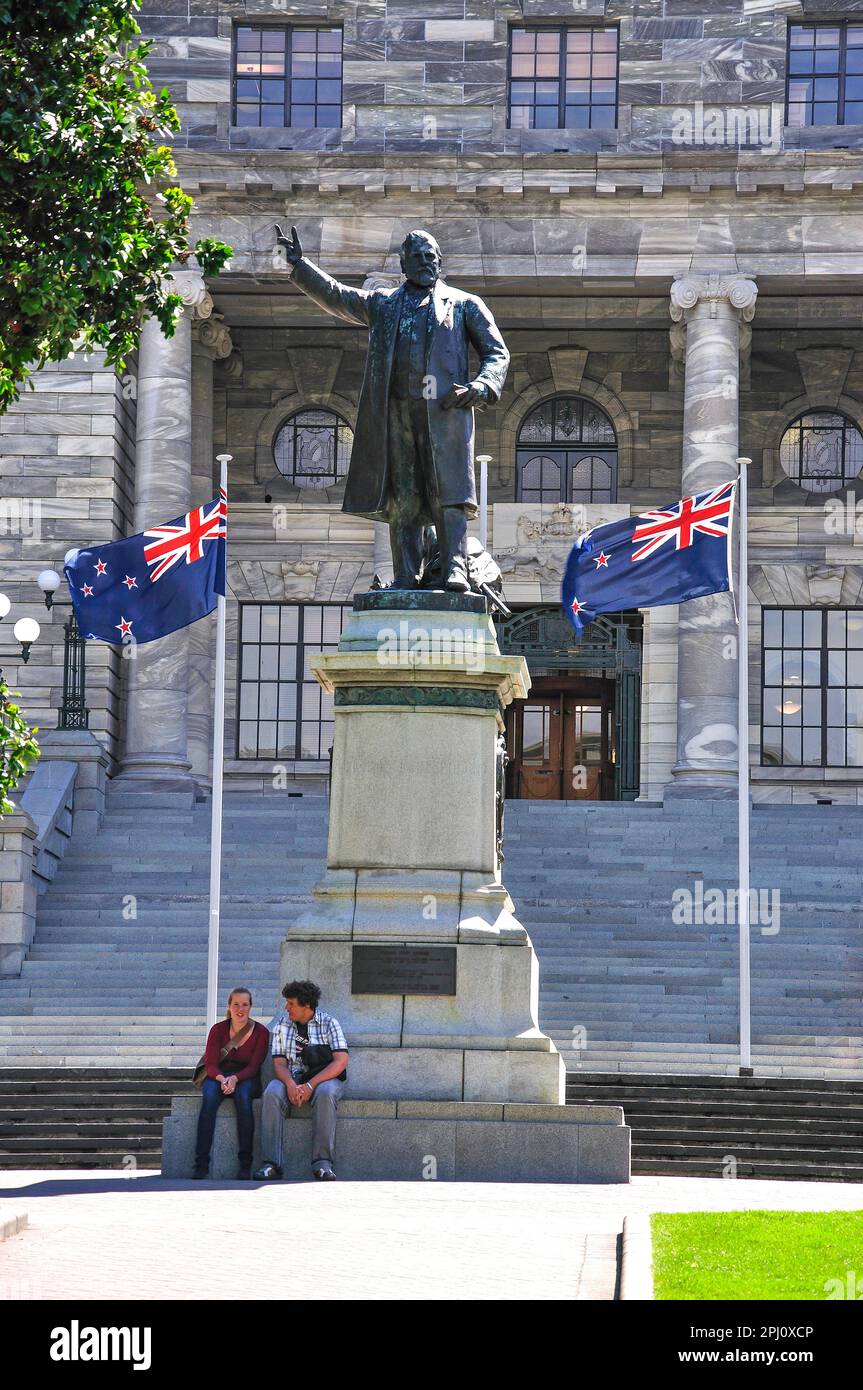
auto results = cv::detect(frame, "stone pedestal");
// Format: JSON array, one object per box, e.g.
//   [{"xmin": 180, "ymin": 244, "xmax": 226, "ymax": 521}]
[{"xmin": 263, "ymin": 591, "xmax": 629, "ymax": 1180}]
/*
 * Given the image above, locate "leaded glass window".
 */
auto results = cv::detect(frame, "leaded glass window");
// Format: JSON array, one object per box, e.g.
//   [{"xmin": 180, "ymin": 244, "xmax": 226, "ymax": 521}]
[
  {"xmin": 778, "ymin": 412, "xmax": 863, "ymax": 493},
  {"xmin": 273, "ymin": 409, "xmax": 353, "ymax": 489},
  {"xmin": 516, "ymin": 397, "xmax": 617, "ymax": 503}
]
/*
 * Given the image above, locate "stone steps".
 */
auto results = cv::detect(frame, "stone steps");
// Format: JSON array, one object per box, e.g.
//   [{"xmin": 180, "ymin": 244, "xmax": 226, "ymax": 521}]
[
  {"xmin": 0, "ymin": 793, "xmax": 859, "ymax": 1081},
  {"xmin": 566, "ymin": 1072, "xmax": 863, "ymax": 1179}
]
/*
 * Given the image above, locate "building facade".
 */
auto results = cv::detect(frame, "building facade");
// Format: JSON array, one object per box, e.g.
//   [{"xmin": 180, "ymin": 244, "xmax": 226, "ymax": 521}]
[{"xmin": 4, "ymin": 0, "xmax": 863, "ymax": 807}]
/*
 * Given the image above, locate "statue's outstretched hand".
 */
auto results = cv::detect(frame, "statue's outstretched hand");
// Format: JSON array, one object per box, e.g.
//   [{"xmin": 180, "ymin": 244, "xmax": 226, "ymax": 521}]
[
  {"xmin": 441, "ymin": 382, "xmax": 489, "ymax": 410},
  {"xmin": 275, "ymin": 223, "xmax": 304, "ymax": 265}
]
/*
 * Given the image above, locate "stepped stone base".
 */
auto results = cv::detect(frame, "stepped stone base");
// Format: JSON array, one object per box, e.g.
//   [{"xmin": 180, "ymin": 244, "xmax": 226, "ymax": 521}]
[{"xmin": 161, "ymin": 1094, "xmax": 630, "ymax": 1183}]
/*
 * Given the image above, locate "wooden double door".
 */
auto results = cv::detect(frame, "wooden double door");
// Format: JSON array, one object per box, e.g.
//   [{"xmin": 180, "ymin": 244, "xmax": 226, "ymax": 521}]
[{"xmin": 506, "ymin": 676, "xmax": 615, "ymax": 801}]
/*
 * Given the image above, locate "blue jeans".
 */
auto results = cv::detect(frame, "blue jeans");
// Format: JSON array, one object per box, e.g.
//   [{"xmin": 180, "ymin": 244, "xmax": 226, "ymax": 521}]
[{"xmin": 195, "ymin": 1076, "xmax": 261, "ymax": 1171}]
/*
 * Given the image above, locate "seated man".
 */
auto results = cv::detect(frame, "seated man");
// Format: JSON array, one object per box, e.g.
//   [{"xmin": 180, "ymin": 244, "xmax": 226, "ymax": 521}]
[{"xmin": 255, "ymin": 979, "xmax": 349, "ymax": 1182}]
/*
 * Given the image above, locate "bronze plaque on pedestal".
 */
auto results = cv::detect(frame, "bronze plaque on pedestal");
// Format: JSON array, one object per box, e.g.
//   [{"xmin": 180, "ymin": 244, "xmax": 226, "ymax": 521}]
[{"xmin": 351, "ymin": 945, "xmax": 457, "ymax": 996}]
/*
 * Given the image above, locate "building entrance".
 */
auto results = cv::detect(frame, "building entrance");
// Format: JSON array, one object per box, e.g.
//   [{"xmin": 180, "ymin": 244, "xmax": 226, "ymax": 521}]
[
  {"xmin": 496, "ymin": 607, "xmax": 642, "ymax": 801},
  {"xmin": 505, "ymin": 677, "xmax": 615, "ymax": 800}
]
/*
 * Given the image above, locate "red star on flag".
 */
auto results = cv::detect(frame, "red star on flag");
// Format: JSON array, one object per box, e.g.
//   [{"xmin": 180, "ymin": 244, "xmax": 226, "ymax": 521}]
[
  {"xmin": 95, "ymin": 559, "xmax": 108, "ymax": 576},
  {"xmin": 123, "ymin": 575, "xmax": 138, "ymax": 590},
  {"xmin": 115, "ymin": 616, "xmax": 133, "ymax": 638},
  {"xmin": 594, "ymin": 552, "xmax": 609, "ymax": 568},
  {"xmin": 570, "ymin": 597, "xmax": 585, "ymax": 616},
  {"xmin": 81, "ymin": 583, "xmax": 94, "ymax": 597}
]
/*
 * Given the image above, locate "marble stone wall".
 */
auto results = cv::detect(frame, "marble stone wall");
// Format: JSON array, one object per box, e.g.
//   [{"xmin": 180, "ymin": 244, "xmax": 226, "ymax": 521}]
[
  {"xmin": 139, "ymin": 0, "xmax": 863, "ymax": 157},
  {"xmin": 0, "ymin": 355, "xmax": 136, "ymax": 767}
]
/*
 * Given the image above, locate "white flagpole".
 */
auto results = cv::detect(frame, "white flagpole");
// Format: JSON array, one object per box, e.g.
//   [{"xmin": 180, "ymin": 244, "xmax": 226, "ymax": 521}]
[
  {"xmin": 206, "ymin": 454, "xmax": 231, "ymax": 1029},
  {"xmin": 736, "ymin": 456, "xmax": 752, "ymax": 1074},
  {"xmin": 477, "ymin": 454, "xmax": 491, "ymax": 550}
]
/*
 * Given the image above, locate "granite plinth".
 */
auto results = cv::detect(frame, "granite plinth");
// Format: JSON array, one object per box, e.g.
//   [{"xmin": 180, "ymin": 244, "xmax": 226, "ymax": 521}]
[{"xmin": 161, "ymin": 1094, "xmax": 631, "ymax": 1183}]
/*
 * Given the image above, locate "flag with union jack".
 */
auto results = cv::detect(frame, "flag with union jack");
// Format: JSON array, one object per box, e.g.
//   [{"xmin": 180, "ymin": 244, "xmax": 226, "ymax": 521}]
[
  {"xmin": 562, "ymin": 480, "xmax": 736, "ymax": 635},
  {"xmin": 64, "ymin": 489, "xmax": 227, "ymax": 645}
]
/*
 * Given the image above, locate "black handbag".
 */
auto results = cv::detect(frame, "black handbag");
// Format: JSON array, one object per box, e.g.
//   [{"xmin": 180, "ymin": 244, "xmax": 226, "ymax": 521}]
[{"xmin": 297, "ymin": 1043, "xmax": 333, "ymax": 1083}]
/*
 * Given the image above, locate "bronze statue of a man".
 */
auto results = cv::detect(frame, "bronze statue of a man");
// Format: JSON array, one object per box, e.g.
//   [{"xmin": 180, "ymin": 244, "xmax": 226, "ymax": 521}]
[{"xmin": 275, "ymin": 225, "xmax": 510, "ymax": 591}]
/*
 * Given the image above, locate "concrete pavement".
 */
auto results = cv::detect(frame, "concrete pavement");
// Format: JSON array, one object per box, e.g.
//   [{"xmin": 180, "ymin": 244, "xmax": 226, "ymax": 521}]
[{"xmin": 1, "ymin": 1171, "xmax": 861, "ymax": 1301}]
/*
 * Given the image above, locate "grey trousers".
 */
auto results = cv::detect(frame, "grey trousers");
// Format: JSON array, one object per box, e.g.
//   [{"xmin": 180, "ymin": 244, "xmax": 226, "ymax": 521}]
[{"xmin": 260, "ymin": 1077, "xmax": 345, "ymax": 1171}]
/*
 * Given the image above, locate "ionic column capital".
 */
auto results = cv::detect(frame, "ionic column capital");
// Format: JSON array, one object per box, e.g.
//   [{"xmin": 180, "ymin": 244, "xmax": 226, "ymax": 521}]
[
  {"xmin": 193, "ymin": 313, "xmax": 233, "ymax": 361},
  {"xmin": 670, "ymin": 273, "xmax": 758, "ymax": 324},
  {"xmin": 167, "ymin": 269, "xmax": 214, "ymax": 322}
]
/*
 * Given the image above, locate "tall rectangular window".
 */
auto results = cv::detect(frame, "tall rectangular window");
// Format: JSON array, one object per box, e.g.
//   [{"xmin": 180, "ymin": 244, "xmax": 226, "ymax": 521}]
[
  {"xmin": 237, "ymin": 603, "xmax": 350, "ymax": 761},
  {"xmin": 234, "ymin": 26, "xmax": 343, "ymax": 129},
  {"xmin": 761, "ymin": 608, "xmax": 863, "ymax": 767},
  {"xmin": 508, "ymin": 26, "xmax": 618, "ymax": 130},
  {"xmin": 787, "ymin": 21, "xmax": 863, "ymax": 127}
]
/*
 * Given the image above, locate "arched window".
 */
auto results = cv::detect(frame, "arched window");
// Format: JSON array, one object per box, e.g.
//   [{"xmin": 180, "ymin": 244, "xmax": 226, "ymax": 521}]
[
  {"xmin": 779, "ymin": 411, "xmax": 863, "ymax": 494},
  {"xmin": 273, "ymin": 408, "xmax": 353, "ymax": 489},
  {"xmin": 516, "ymin": 396, "xmax": 617, "ymax": 503}
]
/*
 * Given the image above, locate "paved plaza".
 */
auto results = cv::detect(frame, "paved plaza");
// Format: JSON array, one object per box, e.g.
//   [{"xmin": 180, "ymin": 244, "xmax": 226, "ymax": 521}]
[{"xmin": 1, "ymin": 1172, "xmax": 861, "ymax": 1301}]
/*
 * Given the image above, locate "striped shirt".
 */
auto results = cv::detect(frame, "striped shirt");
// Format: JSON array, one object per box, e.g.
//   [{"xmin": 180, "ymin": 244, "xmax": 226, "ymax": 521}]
[{"xmin": 270, "ymin": 1008, "xmax": 348, "ymax": 1081}]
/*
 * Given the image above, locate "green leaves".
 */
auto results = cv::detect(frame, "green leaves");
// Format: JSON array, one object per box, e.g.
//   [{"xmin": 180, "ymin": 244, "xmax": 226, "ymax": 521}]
[
  {"xmin": 0, "ymin": 0, "xmax": 233, "ymax": 410},
  {"xmin": 0, "ymin": 675, "xmax": 40, "ymax": 817}
]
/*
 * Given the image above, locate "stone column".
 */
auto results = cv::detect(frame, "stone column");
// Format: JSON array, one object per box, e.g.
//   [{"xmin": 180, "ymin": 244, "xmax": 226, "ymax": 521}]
[
  {"xmin": 118, "ymin": 271, "xmax": 214, "ymax": 791},
  {"xmin": 187, "ymin": 317, "xmax": 233, "ymax": 791},
  {"xmin": 665, "ymin": 273, "xmax": 758, "ymax": 800}
]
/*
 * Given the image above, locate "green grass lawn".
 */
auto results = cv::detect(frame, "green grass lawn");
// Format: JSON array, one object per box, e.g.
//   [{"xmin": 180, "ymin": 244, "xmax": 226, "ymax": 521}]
[{"xmin": 651, "ymin": 1211, "xmax": 863, "ymax": 1300}]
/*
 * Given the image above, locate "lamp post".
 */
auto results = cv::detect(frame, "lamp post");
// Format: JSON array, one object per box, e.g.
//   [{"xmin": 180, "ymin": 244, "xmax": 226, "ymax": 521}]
[
  {"xmin": 0, "ymin": 592, "xmax": 41, "ymax": 679},
  {"xmin": 37, "ymin": 553, "xmax": 89, "ymax": 730}
]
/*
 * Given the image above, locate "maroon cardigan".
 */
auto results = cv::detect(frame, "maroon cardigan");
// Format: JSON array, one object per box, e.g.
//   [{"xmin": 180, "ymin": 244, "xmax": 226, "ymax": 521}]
[{"xmin": 204, "ymin": 1018, "xmax": 269, "ymax": 1083}]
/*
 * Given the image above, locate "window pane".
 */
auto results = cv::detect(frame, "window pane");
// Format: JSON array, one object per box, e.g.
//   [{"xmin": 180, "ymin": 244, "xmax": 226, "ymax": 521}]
[
  {"xmin": 242, "ymin": 607, "xmax": 260, "ymax": 642},
  {"xmin": 783, "ymin": 652, "xmax": 802, "ymax": 686},
  {"xmin": 762, "ymin": 730, "xmax": 782, "ymax": 764},
  {"xmin": 281, "ymin": 606, "xmax": 299, "ymax": 642},
  {"xmin": 828, "ymin": 651, "xmax": 846, "ymax": 685},
  {"xmin": 260, "ymin": 646, "xmax": 279, "ymax": 680},
  {"xmin": 781, "ymin": 689, "xmax": 802, "ymax": 723},
  {"xmin": 827, "ymin": 688, "xmax": 845, "ymax": 725},
  {"xmin": 238, "ymin": 723, "xmax": 258, "ymax": 758},
  {"xmin": 763, "ymin": 610, "xmax": 782, "ymax": 645},
  {"xmin": 260, "ymin": 607, "xmax": 279, "ymax": 642},
  {"xmin": 290, "ymin": 105, "xmax": 315, "ymax": 126},
  {"xmin": 847, "ymin": 690, "xmax": 863, "ymax": 727},
  {"xmin": 257, "ymin": 723, "xmax": 277, "ymax": 759},
  {"xmin": 277, "ymin": 723, "xmax": 296, "ymax": 757},
  {"xmin": 802, "ymin": 649, "xmax": 821, "ymax": 685},
  {"xmin": 803, "ymin": 610, "xmax": 821, "ymax": 645},
  {"xmin": 241, "ymin": 647, "xmax": 258, "ymax": 680},
  {"xmin": 826, "ymin": 727, "xmax": 845, "ymax": 764},
  {"xmin": 802, "ymin": 689, "xmax": 821, "ymax": 724},
  {"xmin": 847, "ymin": 731, "xmax": 863, "ymax": 766},
  {"xmin": 763, "ymin": 688, "xmax": 782, "ymax": 725},
  {"xmin": 763, "ymin": 650, "xmax": 782, "ymax": 685},
  {"xmin": 782, "ymin": 730, "xmax": 802, "ymax": 764},
  {"xmin": 239, "ymin": 683, "xmax": 258, "ymax": 720},
  {"xmin": 802, "ymin": 729, "xmax": 822, "ymax": 765},
  {"xmin": 848, "ymin": 651, "xmax": 863, "ymax": 684},
  {"xmin": 827, "ymin": 609, "xmax": 846, "ymax": 646},
  {"xmin": 783, "ymin": 610, "xmax": 802, "ymax": 644}
]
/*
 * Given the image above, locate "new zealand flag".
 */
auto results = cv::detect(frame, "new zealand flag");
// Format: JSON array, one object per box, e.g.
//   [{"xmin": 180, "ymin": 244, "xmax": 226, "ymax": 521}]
[
  {"xmin": 64, "ymin": 489, "xmax": 227, "ymax": 645},
  {"xmin": 562, "ymin": 481, "xmax": 736, "ymax": 635}
]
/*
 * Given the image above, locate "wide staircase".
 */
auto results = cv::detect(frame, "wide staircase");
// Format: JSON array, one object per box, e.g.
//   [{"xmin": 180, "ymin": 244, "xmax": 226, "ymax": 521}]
[{"xmin": 0, "ymin": 791, "xmax": 860, "ymax": 1171}]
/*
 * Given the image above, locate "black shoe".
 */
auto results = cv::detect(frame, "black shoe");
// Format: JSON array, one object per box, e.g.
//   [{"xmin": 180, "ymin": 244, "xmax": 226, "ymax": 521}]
[
  {"xmin": 192, "ymin": 1166, "xmax": 208, "ymax": 1180},
  {"xmin": 313, "ymin": 1165, "xmax": 337, "ymax": 1181},
  {"xmin": 253, "ymin": 1162, "xmax": 282, "ymax": 1181},
  {"xmin": 237, "ymin": 1165, "xmax": 252, "ymax": 1181}
]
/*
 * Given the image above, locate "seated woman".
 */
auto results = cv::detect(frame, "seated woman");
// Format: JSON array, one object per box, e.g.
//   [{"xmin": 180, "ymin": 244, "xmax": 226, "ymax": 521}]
[{"xmin": 194, "ymin": 987, "xmax": 269, "ymax": 1180}]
